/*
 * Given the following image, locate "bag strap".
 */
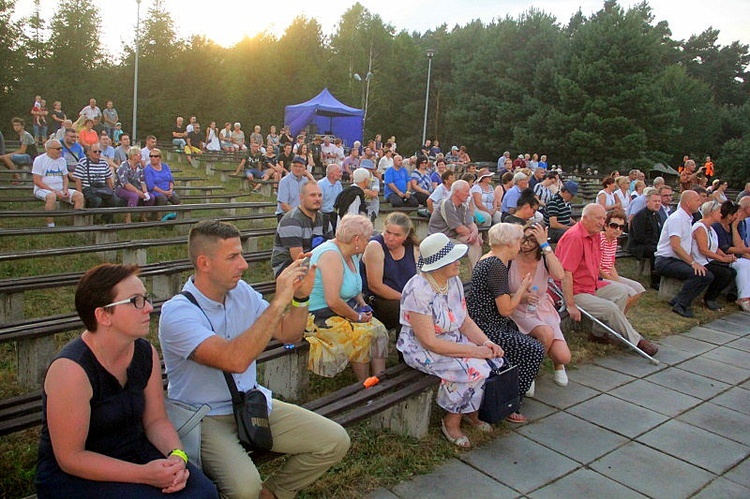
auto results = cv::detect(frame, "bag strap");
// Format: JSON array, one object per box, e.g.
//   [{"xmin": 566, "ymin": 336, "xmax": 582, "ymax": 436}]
[
  {"xmin": 179, "ymin": 291, "xmax": 244, "ymax": 406},
  {"xmin": 63, "ymin": 143, "xmax": 79, "ymax": 163}
]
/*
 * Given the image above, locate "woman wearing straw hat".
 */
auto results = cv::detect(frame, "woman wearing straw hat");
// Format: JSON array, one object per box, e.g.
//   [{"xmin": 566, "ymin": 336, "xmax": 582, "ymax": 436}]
[{"xmin": 397, "ymin": 233, "xmax": 504, "ymax": 448}]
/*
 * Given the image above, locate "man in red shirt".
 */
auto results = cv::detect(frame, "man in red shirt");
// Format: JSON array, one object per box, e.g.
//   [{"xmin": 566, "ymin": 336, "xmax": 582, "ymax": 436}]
[{"xmin": 556, "ymin": 203, "xmax": 658, "ymax": 356}]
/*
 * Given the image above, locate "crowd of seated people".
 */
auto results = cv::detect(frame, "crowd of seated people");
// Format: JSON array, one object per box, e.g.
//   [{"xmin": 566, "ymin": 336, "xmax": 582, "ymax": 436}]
[{"xmin": 18, "ymin": 94, "xmax": 750, "ymax": 487}]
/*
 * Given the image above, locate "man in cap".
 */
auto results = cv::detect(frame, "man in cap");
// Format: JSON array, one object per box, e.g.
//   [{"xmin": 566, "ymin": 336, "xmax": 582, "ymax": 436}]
[
  {"xmin": 275, "ymin": 155, "xmax": 314, "ymax": 220},
  {"xmin": 445, "ymin": 146, "xmax": 460, "ymax": 164},
  {"xmin": 544, "ymin": 180, "xmax": 578, "ymax": 243}
]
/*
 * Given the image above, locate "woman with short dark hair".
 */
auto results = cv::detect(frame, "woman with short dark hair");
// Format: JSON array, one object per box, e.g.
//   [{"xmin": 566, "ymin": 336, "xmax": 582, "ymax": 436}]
[
  {"xmin": 35, "ymin": 264, "xmax": 218, "ymax": 498},
  {"xmin": 361, "ymin": 212, "xmax": 420, "ymax": 329}
]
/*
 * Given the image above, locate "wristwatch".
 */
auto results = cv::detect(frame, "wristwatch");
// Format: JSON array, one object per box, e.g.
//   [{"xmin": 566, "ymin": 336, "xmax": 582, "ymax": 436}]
[{"xmin": 542, "ymin": 246, "xmax": 553, "ymax": 254}]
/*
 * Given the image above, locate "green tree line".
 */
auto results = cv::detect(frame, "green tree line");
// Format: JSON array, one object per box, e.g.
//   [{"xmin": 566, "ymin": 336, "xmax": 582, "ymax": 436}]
[{"xmin": 2, "ymin": 0, "xmax": 748, "ymax": 181}]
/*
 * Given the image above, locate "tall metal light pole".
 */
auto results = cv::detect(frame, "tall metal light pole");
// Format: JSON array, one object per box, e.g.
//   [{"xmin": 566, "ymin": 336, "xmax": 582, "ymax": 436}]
[
  {"xmin": 132, "ymin": 0, "xmax": 141, "ymax": 143},
  {"xmin": 353, "ymin": 72, "xmax": 373, "ymax": 141},
  {"xmin": 421, "ymin": 49, "xmax": 435, "ymax": 147},
  {"xmin": 353, "ymin": 42, "xmax": 374, "ymax": 142}
]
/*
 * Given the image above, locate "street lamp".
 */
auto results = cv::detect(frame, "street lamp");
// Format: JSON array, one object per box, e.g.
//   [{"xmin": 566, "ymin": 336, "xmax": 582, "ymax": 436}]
[
  {"xmin": 421, "ymin": 49, "xmax": 435, "ymax": 147},
  {"xmin": 132, "ymin": 0, "xmax": 141, "ymax": 143},
  {"xmin": 353, "ymin": 72, "xmax": 373, "ymax": 140}
]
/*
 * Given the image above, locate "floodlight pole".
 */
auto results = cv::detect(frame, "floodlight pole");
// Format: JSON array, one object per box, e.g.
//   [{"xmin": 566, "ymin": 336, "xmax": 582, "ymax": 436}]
[
  {"xmin": 132, "ymin": 0, "xmax": 141, "ymax": 143},
  {"xmin": 421, "ymin": 49, "xmax": 435, "ymax": 147}
]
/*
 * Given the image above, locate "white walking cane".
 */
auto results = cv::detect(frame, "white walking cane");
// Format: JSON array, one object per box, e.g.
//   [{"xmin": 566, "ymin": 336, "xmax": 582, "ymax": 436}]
[{"xmin": 548, "ymin": 279, "xmax": 659, "ymax": 365}]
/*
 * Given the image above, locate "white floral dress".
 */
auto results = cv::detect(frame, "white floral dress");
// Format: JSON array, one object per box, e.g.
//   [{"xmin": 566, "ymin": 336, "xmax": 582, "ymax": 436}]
[{"xmin": 397, "ymin": 274, "xmax": 493, "ymax": 413}]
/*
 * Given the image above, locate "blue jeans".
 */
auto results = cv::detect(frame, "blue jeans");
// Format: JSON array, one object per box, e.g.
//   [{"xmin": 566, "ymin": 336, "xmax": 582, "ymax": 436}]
[
  {"xmin": 654, "ymin": 256, "xmax": 713, "ymax": 307},
  {"xmin": 10, "ymin": 153, "xmax": 31, "ymax": 166}
]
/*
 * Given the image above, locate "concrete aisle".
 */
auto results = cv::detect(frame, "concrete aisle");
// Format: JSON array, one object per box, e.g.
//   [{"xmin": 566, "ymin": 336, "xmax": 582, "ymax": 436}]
[{"xmin": 368, "ymin": 311, "xmax": 750, "ymax": 499}]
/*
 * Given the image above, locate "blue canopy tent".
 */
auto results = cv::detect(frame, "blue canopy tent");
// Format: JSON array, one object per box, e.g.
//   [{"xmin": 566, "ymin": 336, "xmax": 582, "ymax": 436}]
[{"xmin": 284, "ymin": 88, "xmax": 363, "ymax": 147}]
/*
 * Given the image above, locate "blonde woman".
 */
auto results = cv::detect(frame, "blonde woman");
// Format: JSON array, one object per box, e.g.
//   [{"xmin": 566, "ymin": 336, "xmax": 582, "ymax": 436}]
[{"xmin": 306, "ymin": 214, "xmax": 389, "ymax": 381}]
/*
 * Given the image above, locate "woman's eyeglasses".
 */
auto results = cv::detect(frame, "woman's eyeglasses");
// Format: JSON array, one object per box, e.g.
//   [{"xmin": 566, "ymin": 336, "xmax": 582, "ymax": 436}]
[
  {"xmin": 608, "ymin": 223, "xmax": 626, "ymax": 230},
  {"xmin": 149, "ymin": 154, "xmax": 161, "ymax": 158},
  {"xmin": 103, "ymin": 294, "xmax": 152, "ymax": 309}
]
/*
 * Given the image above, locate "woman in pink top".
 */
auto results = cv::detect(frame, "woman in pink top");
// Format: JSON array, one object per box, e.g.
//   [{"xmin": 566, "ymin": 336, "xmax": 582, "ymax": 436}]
[
  {"xmin": 508, "ymin": 222, "xmax": 571, "ymax": 388},
  {"xmin": 599, "ymin": 209, "xmax": 644, "ymax": 313}
]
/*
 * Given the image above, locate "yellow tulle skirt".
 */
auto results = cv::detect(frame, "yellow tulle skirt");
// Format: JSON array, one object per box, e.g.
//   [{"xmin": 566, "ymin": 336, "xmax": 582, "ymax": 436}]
[{"xmin": 304, "ymin": 314, "xmax": 389, "ymax": 378}]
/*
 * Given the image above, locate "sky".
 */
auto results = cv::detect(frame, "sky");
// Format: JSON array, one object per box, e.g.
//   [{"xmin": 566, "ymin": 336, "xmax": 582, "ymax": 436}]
[{"xmin": 12, "ymin": 0, "xmax": 750, "ymax": 55}]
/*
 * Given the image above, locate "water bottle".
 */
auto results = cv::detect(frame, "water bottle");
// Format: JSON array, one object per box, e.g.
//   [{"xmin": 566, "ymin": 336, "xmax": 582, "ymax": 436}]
[{"xmin": 526, "ymin": 285, "xmax": 539, "ymax": 317}]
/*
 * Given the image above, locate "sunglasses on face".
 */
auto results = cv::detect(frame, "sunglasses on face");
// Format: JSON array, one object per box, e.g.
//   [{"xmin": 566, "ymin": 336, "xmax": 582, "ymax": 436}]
[
  {"xmin": 103, "ymin": 294, "xmax": 152, "ymax": 309},
  {"xmin": 608, "ymin": 223, "xmax": 626, "ymax": 230},
  {"xmin": 150, "ymin": 154, "xmax": 161, "ymax": 158}
]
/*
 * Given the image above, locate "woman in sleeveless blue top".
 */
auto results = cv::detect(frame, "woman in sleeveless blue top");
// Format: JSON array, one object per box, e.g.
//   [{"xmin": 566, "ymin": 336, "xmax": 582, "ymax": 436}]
[
  {"xmin": 305, "ymin": 215, "xmax": 389, "ymax": 381},
  {"xmin": 35, "ymin": 264, "xmax": 217, "ymax": 498},
  {"xmin": 361, "ymin": 212, "xmax": 419, "ymax": 329}
]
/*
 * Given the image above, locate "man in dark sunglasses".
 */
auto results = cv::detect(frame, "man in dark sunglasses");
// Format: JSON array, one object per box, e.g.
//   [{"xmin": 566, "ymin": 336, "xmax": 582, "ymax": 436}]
[{"xmin": 73, "ymin": 144, "xmax": 119, "ymax": 221}]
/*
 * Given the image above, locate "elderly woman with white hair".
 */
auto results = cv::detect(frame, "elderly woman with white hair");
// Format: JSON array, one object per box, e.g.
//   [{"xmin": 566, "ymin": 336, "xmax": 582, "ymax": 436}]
[
  {"xmin": 230, "ymin": 122, "xmax": 247, "ymax": 151},
  {"xmin": 115, "ymin": 146, "xmax": 155, "ymax": 223},
  {"xmin": 398, "ymin": 233, "xmax": 504, "ymax": 449},
  {"xmin": 692, "ymin": 200, "xmax": 738, "ymax": 311},
  {"xmin": 467, "ymin": 223, "xmax": 546, "ymax": 424},
  {"xmin": 305, "ymin": 214, "xmax": 389, "ymax": 381}
]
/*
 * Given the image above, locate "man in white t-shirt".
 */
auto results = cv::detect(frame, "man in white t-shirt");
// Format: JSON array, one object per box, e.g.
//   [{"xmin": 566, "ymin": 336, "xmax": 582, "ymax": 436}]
[
  {"xmin": 32, "ymin": 139, "xmax": 84, "ymax": 227},
  {"xmin": 140, "ymin": 135, "xmax": 157, "ymax": 165}
]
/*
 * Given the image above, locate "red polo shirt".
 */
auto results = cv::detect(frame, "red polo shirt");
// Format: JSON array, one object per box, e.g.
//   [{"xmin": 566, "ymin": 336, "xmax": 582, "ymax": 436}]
[{"xmin": 555, "ymin": 221, "xmax": 609, "ymax": 296}]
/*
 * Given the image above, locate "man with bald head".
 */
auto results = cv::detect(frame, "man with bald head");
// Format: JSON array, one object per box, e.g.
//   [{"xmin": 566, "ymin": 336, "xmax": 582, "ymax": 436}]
[
  {"xmin": 679, "ymin": 159, "xmax": 704, "ymax": 192},
  {"xmin": 384, "ymin": 154, "xmax": 418, "ymax": 207},
  {"xmin": 655, "ymin": 190, "xmax": 716, "ymax": 317},
  {"xmin": 271, "ymin": 181, "xmax": 331, "ymax": 277},
  {"xmin": 428, "ymin": 179, "xmax": 482, "ymax": 271},
  {"xmin": 556, "ymin": 203, "xmax": 658, "ymax": 355}
]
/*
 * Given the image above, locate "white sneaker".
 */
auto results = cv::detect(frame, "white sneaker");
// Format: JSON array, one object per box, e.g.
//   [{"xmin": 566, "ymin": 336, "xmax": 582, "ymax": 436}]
[
  {"xmin": 525, "ymin": 380, "xmax": 535, "ymax": 398},
  {"xmin": 554, "ymin": 367, "xmax": 569, "ymax": 387}
]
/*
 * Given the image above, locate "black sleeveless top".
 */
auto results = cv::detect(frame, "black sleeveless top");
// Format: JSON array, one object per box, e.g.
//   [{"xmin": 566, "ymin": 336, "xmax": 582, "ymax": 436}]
[
  {"xmin": 361, "ymin": 233, "xmax": 417, "ymax": 298},
  {"xmin": 36, "ymin": 337, "xmax": 159, "ymax": 478}
]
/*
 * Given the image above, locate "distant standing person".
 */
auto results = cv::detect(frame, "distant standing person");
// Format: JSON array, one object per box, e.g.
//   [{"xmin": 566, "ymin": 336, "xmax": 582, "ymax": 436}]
[
  {"xmin": 49, "ymin": 101, "xmax": 67, "ymax": 136},
  {"xmin": 102, "ymin": 101, "xmax": 119, "ymax": 139},
  {"xmin": 318, "ymin": 163, "xmax": 343, "ymax": 233},
  {"xmin": 79, "ymin": 98, "xmax": 102, "ymax": 125}
]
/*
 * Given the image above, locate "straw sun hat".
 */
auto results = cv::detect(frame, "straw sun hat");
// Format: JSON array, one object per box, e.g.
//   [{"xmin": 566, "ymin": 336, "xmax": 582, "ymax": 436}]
[{"xmin": 418, "ymin": 233, "xmax": 468, "ymax": 272}]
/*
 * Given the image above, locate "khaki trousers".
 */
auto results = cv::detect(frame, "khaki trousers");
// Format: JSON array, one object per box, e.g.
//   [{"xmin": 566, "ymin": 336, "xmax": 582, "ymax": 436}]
[
  {"xmin": 574, "ymin": 281, "xmax": 642, "ymax": 345},
  {"xmin": 201, "ymin": 400, "xmax": 350, "ymax": 499}
]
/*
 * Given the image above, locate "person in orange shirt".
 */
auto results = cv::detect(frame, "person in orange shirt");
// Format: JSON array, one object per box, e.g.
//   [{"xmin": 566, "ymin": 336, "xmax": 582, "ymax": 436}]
[
  {"xmin": 704, "ymin": 156, "xmax": 714, "ymax": 178},
  {"xmin": 77, "ymin": 119, "xmax": 99, "ymax": 148}
]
